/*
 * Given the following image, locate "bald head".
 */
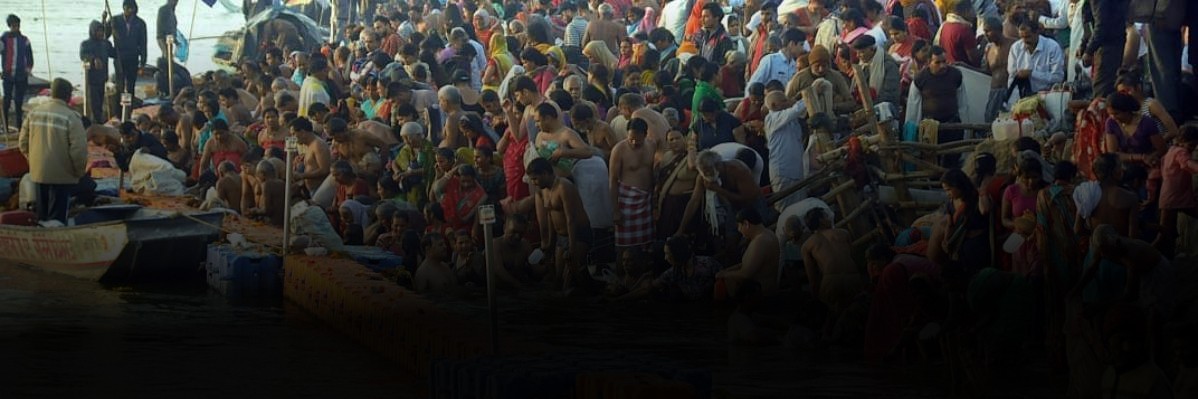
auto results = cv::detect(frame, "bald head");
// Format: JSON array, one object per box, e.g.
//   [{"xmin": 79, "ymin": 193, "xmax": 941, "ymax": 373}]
[{"xmin": 765, "ymin": 91, "xmax": 790, "ymax": 112}]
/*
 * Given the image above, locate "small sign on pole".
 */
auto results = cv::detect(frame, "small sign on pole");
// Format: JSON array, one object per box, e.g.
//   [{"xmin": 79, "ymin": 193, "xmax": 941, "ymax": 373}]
[
  {"xmin": 479, "ymin": 205, "xmax": 496, "ymax": 225},
  {"xmin": 479, "ymin": 203, "xmax": 499, "ymax": 354},
  {"xmin": 120, "ymin": 93, "xmax": 132, "ymax": 122}
]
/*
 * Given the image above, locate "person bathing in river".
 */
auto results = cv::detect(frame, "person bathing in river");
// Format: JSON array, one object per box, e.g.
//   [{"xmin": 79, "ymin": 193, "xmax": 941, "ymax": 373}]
[{"xmin": 528, "ymin": 158, "xmax": 593, "ymax": 293}]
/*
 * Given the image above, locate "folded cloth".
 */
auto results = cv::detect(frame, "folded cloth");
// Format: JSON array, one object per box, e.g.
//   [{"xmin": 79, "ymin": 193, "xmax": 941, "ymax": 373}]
[
  {"xmin": 1073, "ymin": 181, "xmax": 1101, "ymax": 219},
  {"xmin": 615, "ymin": 182, "xmax": 654, "ymax": 247}
]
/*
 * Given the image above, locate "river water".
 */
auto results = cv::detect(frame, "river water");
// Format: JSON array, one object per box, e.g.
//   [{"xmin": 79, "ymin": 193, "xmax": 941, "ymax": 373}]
[{"xmin": 0, "ymin": 0, "xmax": 244, "ymax": 88}]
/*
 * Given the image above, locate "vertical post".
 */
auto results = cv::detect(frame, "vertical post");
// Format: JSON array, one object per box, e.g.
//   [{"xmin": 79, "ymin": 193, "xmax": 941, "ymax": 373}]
[
  {"xmin": 82, "ymin": 64, "xmax": 90, "ymax": 121},
  {"xmin": 283, "ymin": 136, "xmax": 298, "ymax": 254},
  {"xmin": 167, "ymin": 35, "xmax": 176, "ymax": 98},
  {"xmin": 186, "ymin": 0, "xmax": 199, "ymax": 67},
  {"xmin": 120, "ymin": 92, "xmax": 132, "ymax": 123},
  {"xmin": 479, "ymin": 204, "xmax": 498, "ymax": 354}
]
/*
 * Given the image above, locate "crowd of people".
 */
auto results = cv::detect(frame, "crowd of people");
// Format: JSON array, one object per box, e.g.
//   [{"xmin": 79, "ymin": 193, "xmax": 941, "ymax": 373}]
[{"xmin": 6, "ymin": 0, "xmax": 1198, "ymax": 395}]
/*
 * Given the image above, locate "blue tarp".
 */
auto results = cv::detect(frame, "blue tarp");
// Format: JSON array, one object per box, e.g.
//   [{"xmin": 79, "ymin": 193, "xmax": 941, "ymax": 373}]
[{"xmin": 174, "ymin": 29, "xmax": 189, "ymax": 63}]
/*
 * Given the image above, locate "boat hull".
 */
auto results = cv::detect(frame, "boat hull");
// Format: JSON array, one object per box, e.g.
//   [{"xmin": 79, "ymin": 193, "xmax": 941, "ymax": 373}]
[{"xmin": 0, "ymin": 222, "xmax": 129, "ymax": 281}]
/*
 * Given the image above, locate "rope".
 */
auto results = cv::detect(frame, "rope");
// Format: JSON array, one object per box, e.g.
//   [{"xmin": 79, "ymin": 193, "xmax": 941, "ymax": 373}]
[{"xmin": 40, "ymin": 0, "xmax": 52, "ymax": 79}]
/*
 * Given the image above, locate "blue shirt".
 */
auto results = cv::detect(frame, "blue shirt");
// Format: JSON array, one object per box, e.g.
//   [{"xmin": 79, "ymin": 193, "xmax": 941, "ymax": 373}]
[
  {"xmin": 746, "ymin": 51, "xmax": 796, "ymax": 97},
  {"xmin": 763, "ymin": 100, "xmax": 807, "ymax": 181}
]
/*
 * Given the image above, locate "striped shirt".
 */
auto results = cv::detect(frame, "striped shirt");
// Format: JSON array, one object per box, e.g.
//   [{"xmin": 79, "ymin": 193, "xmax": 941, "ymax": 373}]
[{"xmin": 564, "ymin": 17, "xmax": 588, "ymax": 48}]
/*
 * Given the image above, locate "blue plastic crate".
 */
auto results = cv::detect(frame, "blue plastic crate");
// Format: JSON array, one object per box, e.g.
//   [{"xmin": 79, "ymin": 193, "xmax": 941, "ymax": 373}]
[
  {"xmin": 353, "ymin": 253, "xmax": 404, "ymax": 272},
  {"xmin": 205, "ymin": 244, "xmax": 282, "ymax": 298}
]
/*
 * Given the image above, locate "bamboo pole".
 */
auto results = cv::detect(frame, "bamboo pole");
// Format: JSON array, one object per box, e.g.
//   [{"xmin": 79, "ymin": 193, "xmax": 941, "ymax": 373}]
[
  {"xmin": 41, "ymin": 0, "xmax": 52, "ymax": 79},
  {"xmin": 835, "ymin": 198, "xmax": 874, "ymax": 229},
  {"xmin": 852, "ymin": 227, "xmax": 883, "ymax": 247},
  {"xmin": 186, "ymin": 0, "xmax": 199, "ymax": 67},
  {"xmin": 820, "ymin": 180, "xmax": 856, "ymax": 204}
]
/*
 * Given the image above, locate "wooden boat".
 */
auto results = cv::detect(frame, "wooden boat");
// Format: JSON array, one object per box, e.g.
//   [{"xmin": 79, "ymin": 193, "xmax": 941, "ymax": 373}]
[{"xmin": 0, "ymin": 206, "xmax": 225, "ymax": 281}]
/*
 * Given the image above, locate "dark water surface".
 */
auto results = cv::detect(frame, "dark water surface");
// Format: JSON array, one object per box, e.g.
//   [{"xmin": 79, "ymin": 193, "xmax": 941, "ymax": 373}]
[{"xmin": 0, "ymin": 263, "xmax": 419, "ymax": 398}]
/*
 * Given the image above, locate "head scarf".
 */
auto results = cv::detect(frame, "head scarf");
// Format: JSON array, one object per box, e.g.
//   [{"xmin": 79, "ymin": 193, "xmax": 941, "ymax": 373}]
[
  {"xmin": 809, "ymin": 44, "xmax": 831, "ymax": 65},
  {"xmin": 340, "ymin": 199, "xmax": 371, "ymax": 227},
  {"xmin": 489, "ymin": 31, "xmax": 515, "ymax": 77},
  {"xmin": 584, "ymin": 41, "xmax": 619, "ymax": 71}
]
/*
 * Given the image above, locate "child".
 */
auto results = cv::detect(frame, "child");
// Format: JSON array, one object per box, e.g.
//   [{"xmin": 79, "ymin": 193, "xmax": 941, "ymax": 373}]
[
  {"xmin": 375, "ymin": 212, "xmax": 411, "ymax": 256},
  {"xmin": 1155, "ymin": 125, "xmax": 1198, "ymax": 256}
]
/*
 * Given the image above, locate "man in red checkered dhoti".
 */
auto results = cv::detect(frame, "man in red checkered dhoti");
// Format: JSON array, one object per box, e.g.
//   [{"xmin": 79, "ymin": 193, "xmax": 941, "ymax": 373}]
[{"xmin": 610, "ymin": 118, "xmax": 657, "ymax": 248}]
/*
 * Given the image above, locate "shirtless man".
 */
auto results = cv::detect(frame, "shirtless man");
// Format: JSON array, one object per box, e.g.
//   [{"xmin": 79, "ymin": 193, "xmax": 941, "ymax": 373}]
[
  {"xmin": 533, "ymin": 103, "xmax": 593, "ymax": 168},
  {"xmin": 527, "ymin": 157, "xmax": 593, "ymax": 292},
  {"xmin": 496, "ymin": 215, "xmax": 536, "ymax": 281},
  {"xmin": 609, "ymin": 118, "xmax": 657, "ymax": 249},
  {"xmin": 716, "ymin": 208, "xmax": 781, "ymax": 298},
  {"xmin": 438, "ymin": 86, "xmax": 466, "ymax": 149},
  {"xmin": 676, "ymin": 150, "xmax": 764, "ymax": 238},
  {"xmin": 326, "ymin": 117, "xmax": 386, "ymax": 178},
  {"xmin": 215, "ymin": 161, "xmax": 243, "ymax": 211},
  {"xmin": 616, "ymin": 93, "xmax": 669, "ymax": 154},
  {"xmin": 800, "ymin": 207, "xmax": 863, "ymax": 334},
  {"xmin": 570, "ymin": 103, "xmax": 618, "ymax": 159},
  {"xmin": 355, "ymin": 119, "xmax": 400, "ymax": 148},
  {"xmin": 981, "ymin": 16, "xmax": 1011, "ymax": 121},
  {"xmin": 1084, "ymin": 154, "xmax": 1139, "ymax": 239},
  {"xmin": 219, "ymin": 88, "xmax": 254, "ymax": 128},
  {"xmin": 288, "ymin": 117, "xmax": 332, "ymax": 194},
  {"xmin": 247, "ymin": 160, "xmax": 286, "ymax": 227},
  {"xmin": 582, "ymin": 4, "xmax": 627, "ymax": 54},
  {"xmin": 452, "ymin": 230, "xmax": 525, "ymax": 289},
  {"xmin": 415, "ymin": 233, "xmax": 457, "ymax": 293}
]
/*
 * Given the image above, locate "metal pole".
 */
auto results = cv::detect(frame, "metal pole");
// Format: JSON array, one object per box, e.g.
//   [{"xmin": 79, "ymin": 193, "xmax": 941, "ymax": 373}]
[
  {"xmin": 82, "ymin": 64, "xmax": 90, "ymax": 121},
  {"xmin": 41, "ymin": 0, "xmax": 53, "ymax": 79},
  {"xmin": 186, "ymin": 0, "xmax": 199, "ymax": 67},
  {"xmin": 479, "ymin": 204, "xmax": 498, "ymax": 354},
  {"xmin": 283, "ymin": 136, "xmax": 297, "ymax": 254},
  {"xmin": 167, "ymin": 36, "xmax": 175, "ymax": 98}
]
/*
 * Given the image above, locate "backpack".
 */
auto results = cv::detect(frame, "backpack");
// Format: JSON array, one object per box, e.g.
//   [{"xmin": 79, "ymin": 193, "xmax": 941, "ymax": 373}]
[{"xmin": 1073, "ymin": 97, "xmax": 1108, "ymax": 180}]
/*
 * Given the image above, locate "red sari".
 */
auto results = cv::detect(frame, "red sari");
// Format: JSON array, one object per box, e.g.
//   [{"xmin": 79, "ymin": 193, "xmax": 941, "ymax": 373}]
[{"xmin": 441, "ymin": 177, "xmax": 487, "ymax": 232}]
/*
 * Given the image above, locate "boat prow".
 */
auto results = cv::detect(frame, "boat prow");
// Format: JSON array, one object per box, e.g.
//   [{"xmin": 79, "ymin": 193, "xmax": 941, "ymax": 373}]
[{"xmin": 0, "ymin": 206, "xmax": 225, "ymax": 281}]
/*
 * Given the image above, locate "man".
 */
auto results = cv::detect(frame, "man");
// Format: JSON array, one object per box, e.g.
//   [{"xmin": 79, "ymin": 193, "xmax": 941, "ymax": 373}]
[
  {"xmin": 570, "ymin": 103, "xmax": 618, "ymax": 159},
  {"xmin": 162, "ymin": 130, "xmax": 190, "ymax": 171},
  {"xmin": 1080, "ymin": 0, "xmax": 1129, "ymax": 98},
  {"xmin": 374, "ymin": 16, "xmax": 403, "ymax": 57},
  {"xmin": 785, "ymin": 45, "xmax": 856, "ymax": 114},
  {"xmin": 693, "ymin": 2, "xmax": 735, "ymax": 66},
  {"xmin": 289, "ymin": 117, "xmax": 331, "ymax": 194},
  {"xmin": 108, "ymin": 0, "xmax": 148, "ymax": 95},
  {"xmin": 658, "ymin": 0, "xmax": 689, "ymax": 45},
  {"xmin": 609, "ymin": 118, "xmax": 656, "ymax": 249},
  {"xmin": 616, "ymin": 93, "xmax": 668, "ymax": 152},
  {"xmin": 247, "ymin": 156, "xmax": 286, "ymax": 227},
  {"xmin": 912, "ymin": 46, "xmax": 965, "ymax": 165},
  {"xmin": 1, "ymin": 15, "xmax": 33, "ymax": 129},
  {"xmin": 438, "ymin": 86, "xmax": 465, "ymax": 149},
  {"xmin": 563, "ymin": 75, "xmax": 585, "ymax": 102},
  {"xmin": 80, "ymin": 20, "xmax": 115, "ymax": 123},
  {"xmin": 745, "ymin": 0, "xmax": 778, "ymax": 80},
  {"xmin": 330, "ymin": 159, "xmax": 372, "ymax": 216},
  {"xmin": 1139, "ymin": 0, "xmax": 1189, "ymax": 120},
  {"xmin": 1007, "ymin": 21, "xmax": 1064, "ymax": 101},
  {"xmin": 18, "ymin": 79, "xmax": 86, "ymax": 224},
  {"xmin": 561, "ymin": 2, "xmax": 588, "ymax": 49},
  {"xmin": 449, "ymin": 27, "xmax": 486, "ymax": 91},
  {"xmin": 298, "ymin": 58, "xmax": 331, "ymax": 118},
  {"xmin": 583, "ymin": 4, "xmax": 627, "ymax": 55},
  {"xmin": 747, "ymin": 28, "xmax": 807, "ymax": 97},
  {"xmin": 981, "ymin": 16, "xmax": 1011, "ymax": 121},
  {"xmin": 118, "ymin": 120, "xmax": 168, "ymax": 163},
  {"xmin": 762, "ymin": 91, "xmax": 807, "ymax": 210},
  {"xmin": 326, "ymin": 117, "xmax": 386, "ymax": 178},
  {"xmin": 527, "ymin": 157, "xmax": 593, "ymax": 291},
  {"xmin": 936, "ymin": 1, "xmax": 981, "ymax": 67},
  {"xmin": 415, "ymin": 233, "xmax": 457, "ymax": 293},
  {"xmin": 852, "ymin": 35, "xmax": 901, "ymax": 106},
  {"xmin": 505, "ymin": 76, "xmax": 552, "ymax": 144},
  {"xmin": 218, "ymin": 87, "xmax": 253, "ymax": 128},
  {"xmin": 156, "ymin": 0, "xmax": 177, "ymax": 58},
  {"xmin": 214, "ymin": 161, "xmax": 243, "ymax": 212},
  {"xmin": 715, "ymin": 208, "xmax": 780, "ymax": 298},
  {"xmin": 676, "ymin": 150, "xmax": 764, "ymax": 239},
  {"xmin": 649, "ymin": 28, "xmax": 678, "ymax": 67},
  {"xmin": 800, "ymin": 207, "xmax": 863, "ymax": 335},
  {"xmin": 861, "ymin": 0, "xmax": 889, "ymax": 49},
  {"xmin": 693, "ymin": 99, "xmax": 745, "ymax": 149},
  {"xmin": 1037, "ymin": 0, "xmax": 1088, "ymax": 84}
]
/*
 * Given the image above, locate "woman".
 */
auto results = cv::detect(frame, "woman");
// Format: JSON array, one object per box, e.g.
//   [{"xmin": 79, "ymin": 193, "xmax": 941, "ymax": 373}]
[
  {"xmin": 460, "ymin": 112, "xmax": 498, "ymax": 152},
  {"xmin": 886, "ymin": 16, "xmax": 915, "ymax": 64},
  {"xmin": 473, "ymin": 147, "xmax": 505, "ymax": 205},
  {"xmin": 198, "ymin": 119, "xmax": 249, "ymax": 175},
  {"xmin": 1115, "ymin": 73, "xmax": 1179, "ymax": 140},
  {"xmin": 617, "ymin": 37, "xmax": 635, "ymax": 69},
  {"xmin": 933, "ymin": 168, "xmax": 992, "ymax": 278},
  {"xmin": 520, "ymin": 48, "xmax": 557, "ymax": 94},
  {"xmin": 1104, "ymin": 92, "xmax": 1165, "ymax": 200},
  {"xmin": 584, "ymin": 40, "xmax": 620, "ymax": 79},
  {"xmin": 1036, "ymin": 160, "xmax": 1080, "ymax": 365},
  {"xmin": 691, "ymin": 61, "xmax": 723, "ymax": 125},
  {"xmin": 1002, "ymin": 151, "xmax": 1048, "ymax": 276},
  {"xmin": 638, "ymin": 48, "xmax": 660, "ymax": 92},
  {"xmin": 441, "ymin": 165, "xmax": 488, "ymax": 233},
  {"xmin": 255, "ymin": 108, "xmax": 287, "ymax": 152},
  {"xmin": 483, "ymin": 31, "xmax": 516, "ymax": 92},
  {"xmin": 583, "ymin": 64, "xmax": 615, "ymax": 117},
  {"xmin": 655, "ymin": 129, "xmax": 701, "ymax": 240},
  {"xmin": 526, "ymin": 16, "xmax": 566, "ymax": 70},
  {"xmin": 734, "ymin": 83, "xmax": 766, "ymax": 138},
  {"xmin": 393, "ymin": 122, "xmax": 437, "ymax": 207}
]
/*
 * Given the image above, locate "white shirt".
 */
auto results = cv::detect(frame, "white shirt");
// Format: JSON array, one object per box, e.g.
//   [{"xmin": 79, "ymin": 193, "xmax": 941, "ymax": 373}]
[
  {"xmin": 469, "ymin": 40, "xmax": 486, "ymax": 91},
  {"xmin": 660, "ymin": 0, "xmax": 689, "ymax": 44},
  {"xmin": 747, "ymin": 51, "xmax": 797, "ymax": 96},
  {"xmin": 1039, "ymin": 0, "xmax": 1087, "ymax": 82},
  {"xmin": 1008, "ymin": 35, "xmax": 1065, "ymax": 94}
]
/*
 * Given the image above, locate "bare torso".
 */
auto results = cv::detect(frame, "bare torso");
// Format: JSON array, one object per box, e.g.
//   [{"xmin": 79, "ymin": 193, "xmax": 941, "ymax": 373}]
[
  {"xmin": 612, "ymin": 140, "xmax": 656, "ymax": 191},
  {"xmin": 986, "ymin": 41, "xmax": 1011, "ymax": 89},
  {"xmin": 1090, "ymin": 184, "xmax": 1139, "ymax": 236},
  {"xmin": 541, "ymin": 179, "xmax": 591, "ymax": 236},
  {"xmin": 631, "ymin": 108, "xmax": 669, "ymax": 153}
]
